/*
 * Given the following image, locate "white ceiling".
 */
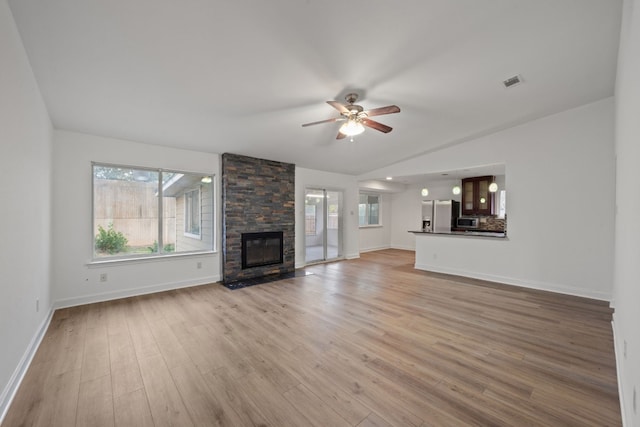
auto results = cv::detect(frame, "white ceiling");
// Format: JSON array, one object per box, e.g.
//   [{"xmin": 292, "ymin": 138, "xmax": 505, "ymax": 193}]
[
  {"xmin": 8, "ymin": 0, "xmax": 622, "ymax": 176},
  {"xmin": 389, "ymin": 164, "xmax": 507, "ymax": 186}
]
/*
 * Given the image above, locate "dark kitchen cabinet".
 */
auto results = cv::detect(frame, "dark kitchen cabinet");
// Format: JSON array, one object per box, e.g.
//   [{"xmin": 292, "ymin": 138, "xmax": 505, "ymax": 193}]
[{"xmin": 462, "ymin": 176, "xmax": 495, "ymax": 216}]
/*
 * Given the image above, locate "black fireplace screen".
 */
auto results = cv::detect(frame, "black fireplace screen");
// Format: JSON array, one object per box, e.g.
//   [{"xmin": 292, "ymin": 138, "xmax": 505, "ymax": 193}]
[{"xmin": 241, "ymin": 231, "xmax": 284, "ymax": 269}]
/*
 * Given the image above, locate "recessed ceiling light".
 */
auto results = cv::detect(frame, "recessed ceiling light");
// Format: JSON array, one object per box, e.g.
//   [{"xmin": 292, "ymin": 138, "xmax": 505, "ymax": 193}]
[{"xmin": 386, "ymin": 177, "xmax": 393, "ymax": 180}]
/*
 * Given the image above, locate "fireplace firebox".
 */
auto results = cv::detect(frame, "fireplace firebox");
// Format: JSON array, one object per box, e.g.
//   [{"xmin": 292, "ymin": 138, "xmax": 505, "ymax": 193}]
[{"xmin": 241, "ymin": 231, "xmax": 284, "ymax": 269}]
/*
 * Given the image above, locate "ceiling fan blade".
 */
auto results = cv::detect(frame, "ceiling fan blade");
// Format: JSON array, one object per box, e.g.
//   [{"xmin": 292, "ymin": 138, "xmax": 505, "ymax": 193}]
[
  {"xmin": 365, "ymin": 105, "xmax": 401, "ymax": 117},
  {"xmin": 301, "ymin": 117, "xmax": 343, "ymax": 127},
  {"xmin": 336, "ymin": 131, "xmax": 347, "ymax": 140},
  {"xmin": 362, "ymin": 118, "xmax": 393, "ymax": 133},
  {"xmin": 327, "ymin": 101, "xmax": 350, "ymax": 114}
]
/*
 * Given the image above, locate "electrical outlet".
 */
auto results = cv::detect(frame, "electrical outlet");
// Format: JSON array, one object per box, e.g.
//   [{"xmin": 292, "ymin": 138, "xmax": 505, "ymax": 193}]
[
  {"xmin": 197, "ymin": 261, "xmax": 202, "ymax": 269},
  {"xmin": 100, "ymin": 273, "xmax": 108, "ymax": 282}
]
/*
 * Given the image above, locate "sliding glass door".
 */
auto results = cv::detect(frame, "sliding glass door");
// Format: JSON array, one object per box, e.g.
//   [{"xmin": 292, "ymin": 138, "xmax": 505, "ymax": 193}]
[{"xmin": 304, "ymin": 188, "xmax": 343, "ymax": 264}]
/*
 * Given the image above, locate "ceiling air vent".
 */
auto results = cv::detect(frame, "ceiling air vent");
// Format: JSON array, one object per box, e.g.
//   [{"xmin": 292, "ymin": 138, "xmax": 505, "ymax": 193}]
[{"xmin": 502, "ymin": 74, "xmax": 523, "ymax": 88}]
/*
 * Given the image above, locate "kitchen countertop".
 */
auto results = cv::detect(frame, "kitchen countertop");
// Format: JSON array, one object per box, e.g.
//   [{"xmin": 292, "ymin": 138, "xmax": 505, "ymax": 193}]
[{"xmin": 409, "ymin": 230, "xmax": 506, "ymax": 238}]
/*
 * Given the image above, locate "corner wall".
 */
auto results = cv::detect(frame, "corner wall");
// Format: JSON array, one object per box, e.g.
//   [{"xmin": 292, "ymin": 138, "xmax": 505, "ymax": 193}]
[
  {"xmin": 0, "ymin": 0, "xmax": 53, "ymax": 419},
  {"xmin": 361, "ymin": 98, "xmax": 616, "ymax": 301},
  {"xmin": 359, "ymin": 193, "xmax": 392, "ymax": 252},
  {"xmin": 613, "ymin": 0, "xmax": 640, "ymax": 424},
  {"xmin": 390, "ymin": 179, "xmax": 464, "ymax": 251},
  {"xmin": 51, "ymin": 130, "xmax": 222, "ymax": 308},
  {"xmin": 295, "ymin": 167, "xmax": 360, "ymax": 266}
]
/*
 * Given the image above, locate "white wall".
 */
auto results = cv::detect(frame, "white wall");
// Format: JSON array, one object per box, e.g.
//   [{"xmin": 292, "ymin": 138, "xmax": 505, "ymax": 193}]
[
  {"xmin": 0, "ymin": 0, "xmax": 53, "ymax": 418},
  {"xmin": 52, "ymin": 130, "xmax": 221, "ymax": 308},
  {"xmin": 358, "ymin": 193, "xmax": 392, "ymax": 252},
  {"xmin": 390, "ymin": 189, "xmax": 421, "ymax": 250},
  {"xmin": 362, "ymin": 98, "xmax": 616, "ymax": 301},
  {"xmin": 613, "ymin": 0, "xmax": 640, "ymax": 424},
  {"xmin": 295, "ymin": 167, "xmax": 359, "ymax": 266}
]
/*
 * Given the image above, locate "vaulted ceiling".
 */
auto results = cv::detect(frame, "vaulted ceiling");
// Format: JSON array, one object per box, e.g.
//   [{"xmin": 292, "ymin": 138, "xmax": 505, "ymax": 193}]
[{"xmin": 8, "ymin": 0, "xmax": 622, "ymax": 175}]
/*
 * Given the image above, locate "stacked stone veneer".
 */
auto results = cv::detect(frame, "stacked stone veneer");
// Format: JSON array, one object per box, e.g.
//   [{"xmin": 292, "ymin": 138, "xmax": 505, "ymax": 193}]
[
  {"xmin": 478, "ymin": 216, "xmax": 506, "ymax": 232},
  {"xmin": 222, "ymin": 153, "xmax": 295, "ymax": 283}
]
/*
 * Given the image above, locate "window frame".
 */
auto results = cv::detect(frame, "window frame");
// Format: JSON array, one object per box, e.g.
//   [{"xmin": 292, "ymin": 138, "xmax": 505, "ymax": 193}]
[
  {"xmin": 91, "ymin": 162, "xmax": 215, "ymax": 262},
  {"xmin": 358, "ymin": 192, "xmax": 382, "ymax": 227},
  {"xmin": 183, "ymin": 187, "xmax": 202, "ymax": 239}
]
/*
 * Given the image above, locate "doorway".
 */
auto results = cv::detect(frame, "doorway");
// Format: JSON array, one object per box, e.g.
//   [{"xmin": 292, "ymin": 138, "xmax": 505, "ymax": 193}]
[{"xmin": 304, "ymin": 188, "xmax": 343, "ymax": 264}]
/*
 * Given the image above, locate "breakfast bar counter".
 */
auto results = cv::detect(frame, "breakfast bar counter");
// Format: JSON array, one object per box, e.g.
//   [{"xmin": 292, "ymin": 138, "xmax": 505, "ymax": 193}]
[
  {"xmin": 409, "ymin": 228, "xmax": 510, "ymax": 281},
  {"xmin": 409, "ymin": 230, "xmax": 506, "ymax": 238}
]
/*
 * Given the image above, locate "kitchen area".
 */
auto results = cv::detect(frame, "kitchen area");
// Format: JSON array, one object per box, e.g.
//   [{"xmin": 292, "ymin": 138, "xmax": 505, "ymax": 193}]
[
  {"xmin": 357, "ymin": 166, "xmax": 511, "ymax": 282},
  {"xmin": 411, "ymin": 174, "xmax": 507, "ymax": 238},
  {"xmin": 404, "ymin": 171, "xmax": 510, "ymax": 285},
  {"xmin": 355, "ymin": 98, "xmax": 614, "ymax": 303}
]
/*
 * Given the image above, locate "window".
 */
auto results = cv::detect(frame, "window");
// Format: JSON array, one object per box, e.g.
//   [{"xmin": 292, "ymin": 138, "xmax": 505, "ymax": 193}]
[
  {"xmin": 359, "ymin": 193, "xmax": 380, "ymax": 226},
  {"xmin": 305, "ymin": 204, "xmax": 317, "ymax": 236},
  {"xmin": 184, "ymin": 188, "xmax": 201, "ymax": 238},
  {"xmin": 327, "ymin": 201, "xmax": 339, "ymax": 230},
  {"xmin": 92, "ymin": 163, "xmax": 214, "ymax": 259},
  {"xmin": 498, "ymin": 190, "xmax": 507, "ymax": 219}
]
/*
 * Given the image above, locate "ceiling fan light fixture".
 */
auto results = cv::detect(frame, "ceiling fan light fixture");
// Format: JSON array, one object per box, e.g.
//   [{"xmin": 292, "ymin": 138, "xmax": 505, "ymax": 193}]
[
  {"xmin": 339, "ymin": 119, "xmax": 365, "ymax": 137},
  {"xmin": 302, "ymin": 93, "xmax": 400, "ymax": 140}
]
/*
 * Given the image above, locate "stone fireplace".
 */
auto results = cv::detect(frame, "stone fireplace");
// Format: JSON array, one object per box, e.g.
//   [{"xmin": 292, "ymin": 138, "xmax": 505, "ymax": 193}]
[{"xmin": 221, "ymin": 153, "xmax": 295, "ymax": 284}]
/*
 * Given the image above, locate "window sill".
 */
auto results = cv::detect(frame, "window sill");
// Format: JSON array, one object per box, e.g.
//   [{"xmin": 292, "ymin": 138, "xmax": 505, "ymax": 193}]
[
  {"xmin": 183, "ymin": 232, "xmax": 202, "ymax": 240},
  {"xmin": 87, "ymin": 250, "xmax": 217, "ymax": 267},
  {"xmin": 359, "ymin": 225, "xmax": 383, "ymax": 229}
]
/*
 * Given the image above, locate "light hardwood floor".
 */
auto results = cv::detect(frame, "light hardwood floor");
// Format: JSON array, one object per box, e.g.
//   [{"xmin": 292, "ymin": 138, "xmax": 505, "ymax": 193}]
[{"xmin": 2, "ymin": 249, "xmax": 621, "ymax": 426}]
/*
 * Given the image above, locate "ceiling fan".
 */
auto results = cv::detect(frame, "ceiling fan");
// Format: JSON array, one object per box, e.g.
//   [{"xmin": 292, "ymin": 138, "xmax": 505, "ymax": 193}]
[{"xmin": 302, "ymin": 93, "xmax": 400, "ymax": 140}]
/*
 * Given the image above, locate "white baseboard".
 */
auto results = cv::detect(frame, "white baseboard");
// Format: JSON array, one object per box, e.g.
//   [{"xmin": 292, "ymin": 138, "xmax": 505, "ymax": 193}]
[
  {"xmin": 390, "ymin": 245, "xmax": 416, "ymax": 251},
  {"xmin": 391, "ymin": 244, "xmax": 416, "ymax": 252},
  {"xmin": 345, "ymin": 252, "xmax": 360, "ymax": 260},
  {"xmin": 359, "ymin": 245, "xmax": 391, "ymax": 253},
  {"xmin": 414, "ymin": 262, "xmax": 611, "ymax": 301},
  {"xmin": 0, "ymin": 308, "xmax": 54, "ymax": 424},
  {"xmin": 54, "ymin": 275, "xmax": 221, "ymax": 309},
  {"xmin": 611, "ymin": 316, "xmax": 629, "ymax": 427}
]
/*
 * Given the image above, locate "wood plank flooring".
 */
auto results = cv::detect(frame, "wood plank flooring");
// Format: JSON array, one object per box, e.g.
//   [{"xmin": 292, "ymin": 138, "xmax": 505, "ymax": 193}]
[{"xmin": 2, "ymin": 249, "xmax": 621, "ymax": 426}]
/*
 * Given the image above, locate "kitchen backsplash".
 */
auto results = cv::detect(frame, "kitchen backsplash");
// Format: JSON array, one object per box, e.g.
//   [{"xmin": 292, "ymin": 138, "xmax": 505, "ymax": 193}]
[{"xmin": 477, "ymin": 216, "xmax": 506, "ymax": 231}]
